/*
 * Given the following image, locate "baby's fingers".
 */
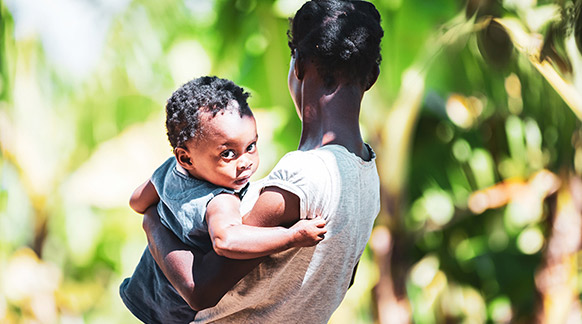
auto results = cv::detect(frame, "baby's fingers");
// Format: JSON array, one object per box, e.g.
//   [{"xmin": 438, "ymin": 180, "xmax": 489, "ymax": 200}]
[
  {"xmin": 310, "ymin": 217, "xmax": 326, "ymax": 227},
  {"xmin": 314, "ymin": 224, "xmax": 327, "ymax": 241}
]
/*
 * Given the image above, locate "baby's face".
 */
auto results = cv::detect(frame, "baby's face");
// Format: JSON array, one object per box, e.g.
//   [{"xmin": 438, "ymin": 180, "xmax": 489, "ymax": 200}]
[{"xmin": 186, "ymin": 110, "xmax": 259, "ymax": 191}]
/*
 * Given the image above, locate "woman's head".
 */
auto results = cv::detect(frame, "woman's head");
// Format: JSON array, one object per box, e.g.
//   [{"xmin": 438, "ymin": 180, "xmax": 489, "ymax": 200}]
[{"xmin": 288, "ymin": 0, "xmax": 383, "ymax": 88}]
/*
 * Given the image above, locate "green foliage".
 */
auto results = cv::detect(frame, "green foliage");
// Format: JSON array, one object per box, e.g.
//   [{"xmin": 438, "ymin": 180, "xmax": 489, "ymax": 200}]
[{"xmin": 1, "ymin": 0, "xmax": 581, "ymax": 323}]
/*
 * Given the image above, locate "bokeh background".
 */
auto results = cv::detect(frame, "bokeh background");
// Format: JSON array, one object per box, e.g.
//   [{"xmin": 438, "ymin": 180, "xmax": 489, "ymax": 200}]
[{"xmin": 1, "ymin": 0, "xmax": 581, "ymax": 323}]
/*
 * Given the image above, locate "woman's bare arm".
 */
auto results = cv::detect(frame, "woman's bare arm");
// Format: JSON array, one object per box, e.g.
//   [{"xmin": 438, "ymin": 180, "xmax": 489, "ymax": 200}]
[
  {"xmin": 142, "ymin": 186, "xmax": 300, "ymax": 310},
  {"xmin": 142, "ymin": 205, "xmax": 261, "ymax": 310}
]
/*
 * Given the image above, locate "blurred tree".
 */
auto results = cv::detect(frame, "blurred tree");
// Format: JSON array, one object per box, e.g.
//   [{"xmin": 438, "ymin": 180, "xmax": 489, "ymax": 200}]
[{"xmin": 367, "ymin": 0, "xmax": 582, "ymax": 323}]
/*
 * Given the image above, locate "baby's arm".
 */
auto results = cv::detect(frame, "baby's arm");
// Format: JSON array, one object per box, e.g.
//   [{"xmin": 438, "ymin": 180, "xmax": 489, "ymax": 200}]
[
  {"xmin": 206, "ymin": 194, "xmax": 326, "ymax": 259},
  {"xmin": 129, "ymin": 179, "xmax": 160, "ymax": 214}
]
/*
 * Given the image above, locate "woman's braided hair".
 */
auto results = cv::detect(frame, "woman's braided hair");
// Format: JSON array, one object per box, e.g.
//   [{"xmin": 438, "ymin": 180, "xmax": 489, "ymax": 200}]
[{"xmin": 288, "ymin": 0, "xmax": 383, "ymax": 87}]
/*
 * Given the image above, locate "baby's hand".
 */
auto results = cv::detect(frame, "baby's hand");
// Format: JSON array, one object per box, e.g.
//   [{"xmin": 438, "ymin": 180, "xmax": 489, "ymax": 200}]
[{"xmin": 290, "ymin": 217, "xmax": 327, "ymax": 247}]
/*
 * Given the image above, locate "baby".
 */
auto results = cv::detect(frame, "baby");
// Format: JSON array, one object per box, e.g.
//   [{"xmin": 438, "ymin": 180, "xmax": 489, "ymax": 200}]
[{"xmin": 120, "ymin": 76, "xmax": 326, "ymax": 324}]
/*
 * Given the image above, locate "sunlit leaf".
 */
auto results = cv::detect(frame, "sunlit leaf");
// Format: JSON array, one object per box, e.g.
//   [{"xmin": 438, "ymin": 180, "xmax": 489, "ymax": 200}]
[{"xmin": 495, "ymin": 17, "xmax": 582, "ymax": 119}]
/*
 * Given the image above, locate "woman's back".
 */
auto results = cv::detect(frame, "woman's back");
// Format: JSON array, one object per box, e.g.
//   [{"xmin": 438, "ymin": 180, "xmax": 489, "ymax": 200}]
[{"xmin": 193, "ymin": 144, "xmax": 380, "ymax": 323}]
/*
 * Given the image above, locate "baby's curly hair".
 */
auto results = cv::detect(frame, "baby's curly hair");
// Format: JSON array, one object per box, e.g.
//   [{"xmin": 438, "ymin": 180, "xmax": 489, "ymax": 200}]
[
  {"xmin": 288, "ymin": 0, "xmax": 383, "ymax": 87},
  {"xmin": 165, "ymin": 76, "xmax": 252, "ymax": 149}
]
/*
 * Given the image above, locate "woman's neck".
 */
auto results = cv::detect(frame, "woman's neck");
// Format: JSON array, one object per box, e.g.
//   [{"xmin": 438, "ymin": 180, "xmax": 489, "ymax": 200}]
[{"xmin": 297, "ymin": 83, "xmax": 370, "ymax": 160}]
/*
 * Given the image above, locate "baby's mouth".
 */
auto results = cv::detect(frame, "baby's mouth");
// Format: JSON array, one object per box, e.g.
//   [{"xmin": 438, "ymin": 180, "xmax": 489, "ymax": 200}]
[{"xmin": 234, "ymin": 176, "xmax": 250, "ymax": 186}]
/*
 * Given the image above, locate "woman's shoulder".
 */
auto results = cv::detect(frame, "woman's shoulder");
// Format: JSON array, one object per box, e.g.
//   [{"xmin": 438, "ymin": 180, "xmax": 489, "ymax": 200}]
[
  {"xmin": 265, "ymin": 150, "xmax": 336, "ymax": 187},
  {"xmin": 276, "ymin": 149, "xmax": 329, "ymax": 170}
]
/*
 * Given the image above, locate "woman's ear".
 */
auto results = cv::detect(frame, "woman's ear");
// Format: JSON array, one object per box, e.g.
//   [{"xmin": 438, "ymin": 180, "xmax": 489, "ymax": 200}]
[
  {"xmin": 174, "ymin": 147, "xmax": 193, "ymax": 169},
  {"xmin": 365, "ymin": 64, "xmax": 380, "ymax": 91},
  {"xmin": 294, "ymin": 52, "xmax": 305, "ymax": 80}
]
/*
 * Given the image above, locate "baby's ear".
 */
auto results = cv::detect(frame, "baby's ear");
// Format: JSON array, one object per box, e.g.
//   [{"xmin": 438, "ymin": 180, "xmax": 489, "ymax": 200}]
[{"xmin": 174, "ymin": 147, "xmax": 193, "ymax": 169}]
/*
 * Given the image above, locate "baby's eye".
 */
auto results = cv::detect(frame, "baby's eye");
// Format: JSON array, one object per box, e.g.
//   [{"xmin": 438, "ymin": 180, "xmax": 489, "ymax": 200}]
[
  {"xmin": 221, "ymin": 150, "xmax": 235, "ymax": 159},
  {"xmin": 247, "ymin": 142, "xmax": 256, "ymax": 152}
]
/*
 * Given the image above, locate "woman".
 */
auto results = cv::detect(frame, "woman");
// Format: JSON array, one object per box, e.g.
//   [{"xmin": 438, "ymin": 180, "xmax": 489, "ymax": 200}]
[{"xmin": 142, "ymin": 1, "xmax": 384, "ymax": 322}]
